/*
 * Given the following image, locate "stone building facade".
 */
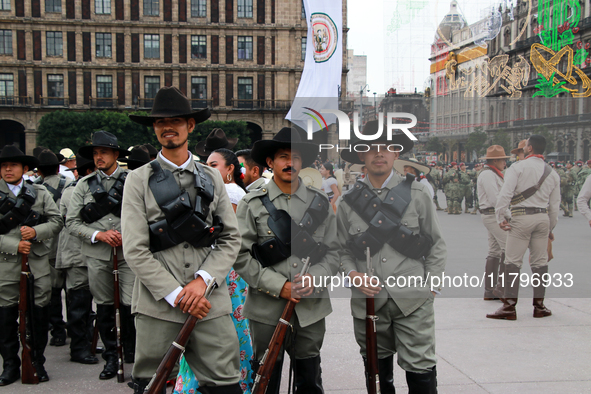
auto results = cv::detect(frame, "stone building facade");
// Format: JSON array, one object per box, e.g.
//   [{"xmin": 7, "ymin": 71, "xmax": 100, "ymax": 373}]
[{"xmin": 0, "ymin": 0, "xmax": 348, "ymax": 153}]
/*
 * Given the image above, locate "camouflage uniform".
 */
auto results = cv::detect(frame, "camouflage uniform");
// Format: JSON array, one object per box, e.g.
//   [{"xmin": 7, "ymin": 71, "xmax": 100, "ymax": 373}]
[
  {"xmin": 443, "ymin": 169, "xmax": 465, "ymax": 214},
  {"xmin": 575, "ymin": 167, "xmax": 591, "ymax": 210},
  {"xmin": 428, "ymin": 167, "xmax": 443, "ymax": 210},
  {"xmin": 557, "ymin": 168, "xmax": 575, "ymax": 217}
]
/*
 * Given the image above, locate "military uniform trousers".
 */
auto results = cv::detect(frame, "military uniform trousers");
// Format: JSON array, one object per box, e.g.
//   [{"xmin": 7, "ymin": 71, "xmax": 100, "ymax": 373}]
[
  {"xmin": 0, "ymin": 274, "xmax": 51, "ymax": 307},
  {"xmin": 87, "ymin": 254, "xmax": 134, "ymax": 306},
  {"xmin": 132, "ymin": 313, "xmax": 240, "ymax": 386},
  {"xmin": 481, "ymin": 214, "xmax": 507, "ymax": 259},
  {"xmin": 250, "ymin": 315, "xmax": 326, "ymax": 361},
  {"xmin": 505, "ymin": 214, "xmax": 550, "ymax": 269},
  {"xmin": 353, "ymin": 297, "xmax": 436, "ymax": 374}
]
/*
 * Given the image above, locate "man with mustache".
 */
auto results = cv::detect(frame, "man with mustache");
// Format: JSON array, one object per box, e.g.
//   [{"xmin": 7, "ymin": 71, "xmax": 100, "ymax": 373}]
[
  {"xmin": 66, "ymin": 131, "xmax": 137, "ymax": 380},
  {"xmin": 337, "ymin": 120, "xmax": 446, "ymax": 393},
  {"xmin": 234, "ymin": 127, "xmax": 339, "ymax": 393}
]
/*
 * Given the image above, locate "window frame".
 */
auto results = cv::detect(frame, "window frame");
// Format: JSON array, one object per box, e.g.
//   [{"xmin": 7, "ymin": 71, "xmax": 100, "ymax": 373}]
[
  {"xmin": 144, "ymin": 34, "xmax": 160, "ymax": 59},
  {"xmin": 237, "ymin": 0, "xmax": 253, "ymax": 18},
  {"xmin": 191, "ymin": 35, "xmax": 207, "ymax": 59},
  {"xmin": 0, "ymin": 30, "xmax": 12, "ymax": 55},
  {"xmin": 46, "ymin": 31, "xmax": 63, "ymax": 57},
  {"xmin": 191, "ymin": 0, "xmax": 206, "ymax": 17},
  {"xmin": 96, "ymin": 32, "xmax": 112, "ymax": 58},
  {"xmin": 237, "ymin": 36, "xmax": 253, "ymax": 60},
  {"xmin": 0, "ymin": 73, "xmax": 14, "ymax": 98},
  {"xmin": 144, "ymin": 76, "xmax": 161, "ymax": 98},
  {"xmin": 95, "ymin": 0, "xmax": 112, "ymax": 15},
  {"xmin": 45, "ymin": 0, "xmax": 62, "ymax": 13},
  {"xmin": 0, "ymin": 0, "xmax": 11, "ymax": 11},
  {"xmin": 301, "ymin": 37, "xmax": 306, "ymax": 61},
  {"xmin": 143, "ymin": 0, "xmax": 159, "ymax": 16},
  {"xmin": 96, "ymin": 75, "xmax": 113, "ymax": 98}
]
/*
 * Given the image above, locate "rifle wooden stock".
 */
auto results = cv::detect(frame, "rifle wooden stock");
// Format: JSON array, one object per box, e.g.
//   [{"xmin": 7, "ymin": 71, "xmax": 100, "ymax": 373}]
[
  {"xmin": 90, "ymin": 320, "xmax": 99, "ymax": 356},
  {"xmin": 19, "ymin": 253, "xmax": 39, "ymax": 385},
  {"xmin": 365, "ymin": 247, "xmax": 380, "ymax": 394},
  {"xmin": 113, "ymin": 247, "xmax": 125, "ymax": 383},
  {"xmin": 146, "ymin": 279, "xmax": 217, "ymax": 394},
  {"xmin": 252, "ymin": 257, "xmax": 311, "ymax": 394}
]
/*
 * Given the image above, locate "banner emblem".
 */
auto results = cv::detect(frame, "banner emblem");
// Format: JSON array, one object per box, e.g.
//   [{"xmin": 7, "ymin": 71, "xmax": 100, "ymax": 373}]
[{"xmin": 311, "ymin": 12, "xmax": 338, "ymax": 63}]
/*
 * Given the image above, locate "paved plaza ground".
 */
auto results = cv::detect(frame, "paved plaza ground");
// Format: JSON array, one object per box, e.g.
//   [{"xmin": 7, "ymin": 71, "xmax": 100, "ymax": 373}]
[{"xmin": 4, "ymin": 192, "xmax": 591, "ymax": 393}]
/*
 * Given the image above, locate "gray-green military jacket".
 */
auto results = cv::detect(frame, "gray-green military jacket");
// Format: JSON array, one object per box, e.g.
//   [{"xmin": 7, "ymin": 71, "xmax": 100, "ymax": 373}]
[
  {"xmin": 0, "ymin": 179, "xmax": 63, "ymax": 281},
  {"xmin": 234, "ymin": 178, "xmax": 339, "ymax": 328},
  {"xmin": 336, "ymin": 172, "xmax": 447, "ymax": 318},
  {"xmin": 247, "ymin": 177, "xmax": 267, "ymax": 192},
  {"xmin": 56, "ymin": 184, "xmax": 85, "ymax": 269},
  {"xmin": 41, "ymin": 174, "xmax": 72, "ymax": 260},
  {"xmin": 121, "ymin": 157, "xmax": 240, "ymax": 324},
  {"xmin": 66, "ymin": 166, "xmax": 129, "ymax": 262}
]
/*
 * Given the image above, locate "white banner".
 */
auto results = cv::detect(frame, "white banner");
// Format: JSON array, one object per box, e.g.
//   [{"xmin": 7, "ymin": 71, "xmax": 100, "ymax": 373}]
[{"xmin": 286, "ymin": 0, "xmax": 343, "ymax": 133}]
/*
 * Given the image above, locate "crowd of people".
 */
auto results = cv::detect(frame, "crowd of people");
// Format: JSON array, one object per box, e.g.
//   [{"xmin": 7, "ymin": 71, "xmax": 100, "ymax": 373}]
[{"xmin": 0, "ymin": 86, "xmax": 588, "ymax": 394}]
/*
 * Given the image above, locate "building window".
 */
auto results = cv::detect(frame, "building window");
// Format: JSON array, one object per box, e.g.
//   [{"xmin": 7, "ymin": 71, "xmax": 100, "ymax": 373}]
[
  {"xmin": 237, "ymin": 77, "xmax": 253, "ymax": 108},
  {"xmin": 191, "ymin": 76, "xmax": 207, "ymax": 107},
  {"xmin": 237, "ymin": 0, "xmax": 253, "ymax": 18},
  {"xmin": 144, "ymin": 76, "xmax": 160, "ymax": 106},
  {"xmin": 97, "ymin": 75, "xmax": 112, "ymax": 98},
  {"xmin": 46, "ymin": 0, "xmax": 61, "ymax": 13},
  {"xmin": 144, "ymin": 0, "xmax": 159, "ymax": 16},
  {"xmin": 96, "ymin": 33, "xmax": 112, "ymax": 58},
  {"xmin": 301, "ymin": 37, "xmax": 306, "ymax": 61},
  {"xmin": 301, "ymin": 0, "xmax": 305, "ymax": 19},
  {"xmin": 46, "ymin": 32, "xmax": 63, "ymax": 57},
  {"xmin": 0, "ymin": 30, "xmax": 12, "ymax": 55},
  {"xmin": 191, "ymin": 35, "xmax": 206, "ymax": 59},
  {"xmin": 191, "ymin": 0, "xmax": 206, "ymax": 17},
  {"xmin": 237, "ymin": 36, "xmax": 253, "ymax": 60},
  {"xmin": 96, "ymin": 0, "xmax": 111, "ymax": 14},
  {"xmin": 0, "ymin": 0, "xmax": 11, "ymax": 10},
  {"xmin": 47, "ymin": 74, "xmax": 64, "ymax": 105},
  {"xmin": 0, "ymin": 74, "xmax": 14, "ymax": 99},
  {"xmin": 144, "ymin": 34, "xmax": 160, "ymax": 58}
]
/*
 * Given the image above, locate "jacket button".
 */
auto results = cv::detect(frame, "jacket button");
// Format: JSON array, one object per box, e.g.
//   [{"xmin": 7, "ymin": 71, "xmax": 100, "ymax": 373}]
[
  {"xmin": 292, "ymin": 263, "xmax": 298, "ymax": 268},
  {"xmin": 185, "ymin": 263, "xmax": 190, "ymax": 268},
  {"xmin": 377, "ymin": 190, "xmax": 382, "ymax": 194},
  {"xmin": 184, "ymin": 244, "xmax": 189, "ymax": 249},
  {"xmin": 382, "ymin": 258, "xmax": 387, "ymax": 262},
  {"xmin": 267, "ymin": 231, "xmax": 272, "ymax": 234}
]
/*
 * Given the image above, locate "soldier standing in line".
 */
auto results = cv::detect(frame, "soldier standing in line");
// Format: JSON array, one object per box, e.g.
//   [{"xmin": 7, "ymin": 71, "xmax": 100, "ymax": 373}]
[
  {"xmin": 57, "ymin": 155, "xmax": 101, "ymax": 365},
  {"xmin": 476, "ymin": 146, "xmax": 510, "ymax": 300},
  {"xmin": 443, "ymin": 162, "xmax": 463, "ymax": 214},
  {"xmin": 35, "ymin": 149, "xmax": 73, "ymax": 348},
  {"xmin": 337, "ymin": 121, "xmax": 446, "ymax": 393},
  {"xmin": 123, "ymin": 87, "xmax": 243, "ymax": 394},
  {"xmin": 234, "ymin": 127, "xmax": 339, "ymax": 393},
  {"xmin": 0, "ymin": 146, "xmax": 63, "ymax": 385},
  {"xmin": 66, "ymin": 131, "xmax": 136, "ymax": 380},
  {"xmin": 557, "ymin": 163, "xmax": 574, "ymax": 217},
  {"xmin": 468, "ymin": 163, "xmax": 482, "ymax": 215},
  {"xmin": 488, "ymin": 135, "xmax": 560, "ymax": 320},
  {"xmin": 459, "ymin": 163, "xmax": 473, "ymax": 213},
  {"xmin": 572, "ymin": 161, "xmax": 582, "ymax": 211},
  {"xmin": 428, "ymin": 162, "xmax": 443, "ymax": 211}
]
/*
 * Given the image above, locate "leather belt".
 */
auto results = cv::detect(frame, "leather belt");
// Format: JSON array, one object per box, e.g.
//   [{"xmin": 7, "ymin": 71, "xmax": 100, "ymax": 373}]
[
  {"xmin": 510, "ymin": 207, "xmax": 547, "ymax": 216},
  {"xmin": 479, "ymin": 207, "xmax": 495, "ymax": 215}
]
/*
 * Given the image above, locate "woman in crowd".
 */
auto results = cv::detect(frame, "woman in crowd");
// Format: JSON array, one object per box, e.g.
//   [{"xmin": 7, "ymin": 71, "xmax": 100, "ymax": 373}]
[
  {"xmin": 319, "ymin": 162, "xmax": 340, "ymax": 203},
  {"xmin": 174, "ymin": 148, "xmax": 253, "ymax": 394}
]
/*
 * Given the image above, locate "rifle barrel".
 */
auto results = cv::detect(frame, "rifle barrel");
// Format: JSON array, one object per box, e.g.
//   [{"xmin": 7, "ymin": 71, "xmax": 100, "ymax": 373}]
[{"xmin": 19, "ymin": 253, "xmax": 39, "ymax": 385}]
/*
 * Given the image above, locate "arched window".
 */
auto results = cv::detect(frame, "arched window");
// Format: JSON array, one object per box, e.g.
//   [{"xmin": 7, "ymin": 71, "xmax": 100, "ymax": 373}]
[
  {"xmin": 583, "ymin": 140, "xmax": 589, "ymax": 161},
  {"xmin": 503, "ymin": 28, "xmax": 511, "ymax": 47}
]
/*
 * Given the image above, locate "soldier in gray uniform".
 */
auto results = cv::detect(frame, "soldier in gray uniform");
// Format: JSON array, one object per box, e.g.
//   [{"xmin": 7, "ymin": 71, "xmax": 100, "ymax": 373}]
[
  {"xmin": 236, "ymin": 149, "xmax": 267, "ymax": 191},
  {"xmin": 35, "ymin": 149, "xmax": 73, "ymax": 348},
  {"xmin": 57, "ymin": 155, "xmax": 100, "ymax": 364},
  {"xmin": 0, "ymin": 146, "xmax": 63, "ymax": 385},
  {"xmin": 66, "ymin": 131, "xmax": 136, "ymax": 380},
  {"xmin": 337, "ymin": 120, "xmax": 447, "ymax": 393},
  {"xmin": 124, "ymin": 87, "xmax": 243, "ymax": 394},
  {"xmin": 235, "ymin": 127, "xmax": 339, "ymax": 393}
]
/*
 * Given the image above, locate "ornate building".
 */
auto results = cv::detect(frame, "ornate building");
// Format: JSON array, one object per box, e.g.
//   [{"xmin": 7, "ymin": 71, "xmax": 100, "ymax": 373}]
[{"xmin": 0, "ymin": 0, "xmax": 348, "ymax": 153}]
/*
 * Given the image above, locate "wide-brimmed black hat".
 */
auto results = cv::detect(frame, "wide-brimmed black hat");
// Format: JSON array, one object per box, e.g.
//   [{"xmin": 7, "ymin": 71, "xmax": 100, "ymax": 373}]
[
  {"xmin": 142, "ymin": 143, "xmax": 159, "ymax": 159},
  {"xmin": 120, "ymin": 146, "xmax": 151, "ymax": 170},
  {"xmin": 129, "ymin": 86, "xmax": 211, "ymax": 127},
  {"xmin": 341, "ymin": 120, "xmax": 415, "ymax": 165},
  {"xmin": 0, "ymin": 145, "xmax": 40, "ymax": 169},
  {"xmin": 67, "ymin": 155, "xmax": 94, "ymax": 172},
  {"xmin": 33, "ymin": 146, "xmax": 49, "ymax": 158},
  {"xmin": 78, "ymin": 131, "xmax": 129, "ymax": 160},
  {"xmin": 251, "ymin": 127, "xmax": 317, "ymax": 168},
  {"xmin": 194, "ymin": 128, "xmax": 238, "ymax": 157},
  {"xmin": 37, "ymin": 149, "xmax": 64, "ymax": 166}
]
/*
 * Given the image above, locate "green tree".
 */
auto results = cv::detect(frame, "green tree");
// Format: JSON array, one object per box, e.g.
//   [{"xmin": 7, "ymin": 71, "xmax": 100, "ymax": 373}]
[
  {"xmin": 37, "ymin": 110, "xmax": 252, "ymax": 154},
  {"xmin": 425, "ymin": 136, "xmax": 443, "ymax": 154},
  {"xmin": 464, "ymin": 128, "xmax": 488, "ymax": 159},
  {"xmin": 491, "ymin": 131, "xmax": 511, "ymax": 155}
]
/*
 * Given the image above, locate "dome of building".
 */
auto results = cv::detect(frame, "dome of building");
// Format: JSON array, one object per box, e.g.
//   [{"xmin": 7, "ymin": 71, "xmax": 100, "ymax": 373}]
[{"xmin": 436, "ymin": 1, "xmax": 468, "ymax": 42}]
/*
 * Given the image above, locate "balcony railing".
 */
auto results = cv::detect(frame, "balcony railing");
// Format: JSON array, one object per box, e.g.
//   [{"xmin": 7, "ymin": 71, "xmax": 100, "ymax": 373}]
[
  {"xmin": 190, "ymin": 99, "xmax": 213, "ymax": 109},
  {"xmin": 90, "ymin": 97, "xmax": 119, "ymax": 108},
  {"xmin": 40, "ymin": 96, "xmax": 69, "ymax": 107},
  {"xmin": 230, "ymin": 99, "xmax": 292, "ymax": 110},
  {"xmin": 0, "ymin": 96, "xmax": 31, "ymax": 106}
]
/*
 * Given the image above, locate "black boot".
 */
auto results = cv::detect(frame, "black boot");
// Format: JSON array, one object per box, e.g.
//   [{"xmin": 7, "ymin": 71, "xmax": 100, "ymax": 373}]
[
  {"xmin": 0, "ymin": 306, "xmax": 20, "ymax": 386},
  {"xmin": 120, "ymin": 305, "xmax": 136, "ymax": 363},
  {"xmin": 96, "ymin": 304, "xmax": 118, "ymax": 380},
  {"xmin": 378, "ymin": 356, "xmax": 395, "ymax": 394},
  {"xmin": 32, "ymin": 306, "xmax": 51, "ymax": 382},
  {"xmin": 483, "ymin": 257, "xmax": 501, "ymax": 300},
  {"xmin": 67, "ymin": 289, "xmax": 98, "ymax": 364},
  {"xmin": 294, "ymin": 355, "xmax": 324, "ymax": 394},
  {"xmin": 532, "ymin": 266, "xmax": 552, "ymax": 318},
  {"xmin": 406, "ymin": 366, "xmax": 437, "ymax": 394},
  {"xmin": 49, "ymin": 287, "xmax": 67, "ymax": 346},
  {"xmin": 487, "ymin": 263, "xmax": 521, "ymax": 320},
  {"xmin": 250, "ymin": 357, "xmax": 283, "ymax": 394},
  {"xmin": 198, "ymin": 383, "xmax": 243, "ymax": 394}
]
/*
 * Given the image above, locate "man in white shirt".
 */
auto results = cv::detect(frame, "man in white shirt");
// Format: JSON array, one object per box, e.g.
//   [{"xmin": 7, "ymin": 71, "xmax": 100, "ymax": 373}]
[{"xmin": 577, "ymin": 175, "xmax": 591, "ymax": 227}]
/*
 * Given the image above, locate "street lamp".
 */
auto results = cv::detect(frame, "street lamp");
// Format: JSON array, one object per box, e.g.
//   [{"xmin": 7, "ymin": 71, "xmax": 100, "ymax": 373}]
[
  {"xmin": 373, "ymin": 92, "xmax": 377, "ymax": 120},
  {"xmin": 359, "ymin": 84, "xmax": 369, "ymax": 127}
]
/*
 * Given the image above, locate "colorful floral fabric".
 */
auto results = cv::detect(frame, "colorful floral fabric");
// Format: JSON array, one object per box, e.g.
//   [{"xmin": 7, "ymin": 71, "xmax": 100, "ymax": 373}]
[{"xmin": 174, "ymin": 269, "xmax": 253, "ymax": 394}]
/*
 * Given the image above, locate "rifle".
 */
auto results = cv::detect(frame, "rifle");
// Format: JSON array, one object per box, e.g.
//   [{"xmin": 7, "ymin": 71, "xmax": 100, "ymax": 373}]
[
  {"xmin": 113, "ymin": 246, "xmax": 125, "ymax": 383},
  {"xmin": 365, "ymin": 247, "xmax": 380, "ymax": 394},
  {"xmin": 90, "ymin": 314, "xmax": 100, "ymax": 355},
  {"xmin": 145, "ymin": 278, "xmax": 217, "ymax": 394},
  {"xmin": 252, "ymin": 257, "xmax": 311, "ymax": 394},
  {"xmin": 19, "ymin": 252, "xmax": 39, "ymax": 384}
]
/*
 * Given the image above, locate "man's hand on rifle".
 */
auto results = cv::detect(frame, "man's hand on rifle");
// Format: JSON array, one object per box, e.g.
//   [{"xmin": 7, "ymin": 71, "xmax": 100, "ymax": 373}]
[
  {"xmin": 175, "ymin": 276, "xmax": 212, "ymax": 319},
  {"xmin": 18, "ymin": 240, "xmax": 31, "ymax": 254},
  {"xmin": 348, "ymin": 271, "xmax": 381, "ymax": 297},
  {"xmin": 293, "ymin": 273, "xmax": 314, "ymax": 297},
  {"xmin": 96, "ymin": 229, "xmax": 122, "ymax": 247},
  {"xmin": 20, "ymin": 226, "xmax": 36, "ymax": 240},
  {"xmin": 279, "ymin": 281, "xmax": 300, "ymax": 303}
]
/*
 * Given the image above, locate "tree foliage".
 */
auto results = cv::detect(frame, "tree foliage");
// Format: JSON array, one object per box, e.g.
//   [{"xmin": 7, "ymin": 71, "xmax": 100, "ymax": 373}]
[
  {"xmin": 425, "ymin": 136, "xmax": 443, "ymax": 154},
  {"xmin": 465, "ymin": 128, "xmax": 488, "ymax": 159},
  {"xmin": 490, "ymin": 131, "xmax": 512, "ymax": 155},
  {"xmin": 37, "ymin": 110, "xmax": 252, "ymax": 154}
]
